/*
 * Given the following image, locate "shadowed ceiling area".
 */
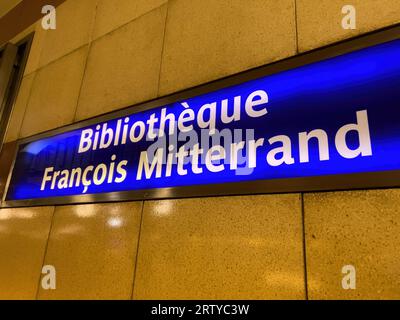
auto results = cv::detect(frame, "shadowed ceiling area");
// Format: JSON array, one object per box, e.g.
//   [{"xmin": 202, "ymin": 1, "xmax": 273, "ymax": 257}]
[
  {"xmin": 0, "ymin": 0, "xmax": 22, "ymax": 19},
  {"xmin": 0, "ymin": 0, "xmax": 66, "ymax": 47}
]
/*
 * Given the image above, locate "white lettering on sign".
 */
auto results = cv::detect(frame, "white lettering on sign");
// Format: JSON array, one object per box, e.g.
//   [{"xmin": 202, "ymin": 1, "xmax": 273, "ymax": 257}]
[
  {"xmin": 78, "ymin": 90, "xmax": 269, "ymax": 153},
  {"xmin": 135, "ymin": 110, "xmax": 372, "ymax": 180},
  {"xmin": 40, "ymin": 155, "xmax": 128, "ymax": 194},
  {"xmin": 39, "ymin": 87, "xmax": 374, "ymax": 195}
]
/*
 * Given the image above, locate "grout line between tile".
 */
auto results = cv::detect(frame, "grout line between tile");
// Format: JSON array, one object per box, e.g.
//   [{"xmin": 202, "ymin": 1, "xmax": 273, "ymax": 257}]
[
  {"xmin": 301, "ymin": 193, "xmax": 309, "ymax": 300},
  {"xmin": 294, "ymin": 0, "xmax": 300, "ymax": 54},
  {"xmin": 130, "ymin": 200, "xmax": 145, "ymax": 300},
  {"xmin": 71, "ymin": 1, "xmax": 99, "ymax": 122},
  {"xmin": 156, "ymin": 2, "xmax": 170, "ymax": 97},
  {"xmin": 35, "ymin": 206, "xmax": 57, "ymax": 300}
]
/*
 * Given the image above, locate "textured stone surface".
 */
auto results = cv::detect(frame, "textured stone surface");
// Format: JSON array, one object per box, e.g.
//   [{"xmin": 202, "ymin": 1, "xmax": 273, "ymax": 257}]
[
  {"xmin": 0, "ymin": 207, "xmax": 54, "ymax": 300},
  {"xmin": 297, "ymin": 0, "xmax": 400, "ymax": 52},
  {"xmin": 4, "ymin": 73, "xmax": 35, "ymax": 142},
  {"xmin": 38, "ymin": 202, "xmax": 142, "ymax": 300},
  {"xmin": 75, "ymin": 5, "xmax": 167, "ymax": 120},
  {"xmin": 305, "ymin": 189, "xmax": 400, "ymax": 299},
  {"xmin": 23, "ymin": 22, "xmax": 46, "ymax": 76},
  {"xmin": 133, "ymin": 194, "xmax": 305, "ymax": 299},
  {"xmin": 37, "ymin": 0, "xmax": 97, "ymax": 68},
  {"xmin": 20, "ymin": 46, "xmax": 87, "ymax": 138},
  {"xmin": 159, "ymin": 0, "xmax": 296, "ymax": 95},
  {"xmin": 93, "ymin": 0, "xmax": 167, "ymax": 39}
]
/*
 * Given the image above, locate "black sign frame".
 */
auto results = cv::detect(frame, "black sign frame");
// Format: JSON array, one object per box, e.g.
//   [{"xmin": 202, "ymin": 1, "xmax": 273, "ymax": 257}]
[{"xmin": 2, "ymin": 24, "xmax": 400, "ymax": 208}]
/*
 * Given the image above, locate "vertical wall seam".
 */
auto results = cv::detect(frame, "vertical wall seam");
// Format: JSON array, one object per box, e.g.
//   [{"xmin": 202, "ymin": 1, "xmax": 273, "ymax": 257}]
[
  {"xmin": 17, "ymin": 66, "xmax": 40, "ymax": 140},
  {"xmin": 71, "ymin": 0, "xmax": 99, "ymax": 122},
  {"xmin": 156, "ymin": 1, "xmax": 170, "ymax": 97},
  {"xmin": 35, "ymin": 205, "xmax": 57, "ymax": 300},
  {"xmin": 130, "ymin": 200, "xmax": 145, "ymax": 300},
  {"xmin": 294, "ymin": 0, "xmax": 300, "ymax": 54},
  {"xmin": 301, "ymin": 193, "xmax": 309, "ymax": 300},
  {"xmin": 2, "ymin": 35, "xmax": 32, "ymax": 146},
  {"xmin": 295, "ymin": 1, "xmax": 306, "ymax": 297}
]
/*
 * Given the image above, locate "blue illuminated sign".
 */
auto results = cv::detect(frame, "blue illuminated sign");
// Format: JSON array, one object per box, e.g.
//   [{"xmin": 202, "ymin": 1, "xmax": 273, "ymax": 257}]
[{"xmin": 4, "ymin": 38, "xmax": 400, "ymax": 204}]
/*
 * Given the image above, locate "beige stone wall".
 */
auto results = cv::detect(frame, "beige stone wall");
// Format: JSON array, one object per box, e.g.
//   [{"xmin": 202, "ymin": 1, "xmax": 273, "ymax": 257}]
[{"xmin": 0, "ymin": 0, "xmax": 399, "ymax": 299}]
